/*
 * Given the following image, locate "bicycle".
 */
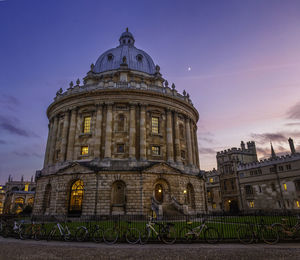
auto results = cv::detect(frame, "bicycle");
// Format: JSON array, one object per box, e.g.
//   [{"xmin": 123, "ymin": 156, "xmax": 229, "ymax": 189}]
[
  {"xmin": 237, "ymin": 219, "xmax": 279, "ymax": 244},
  {"xmin": 75, "ymin": 224, "xmax": 104, "ymax": 242},
  {"xmin": 140, "ymin": 217, "xmax": 177, "ymax": 244},
  {"xmin": 1, "ymin": 219, "xmax": 24, "ymax": 238},
  {"xmin": 47, "ymin": 221, "xmax": 72, "ymax": 241},
  {"xmin": 179, "ymin": 218, "xmax": 220, "ymax": 243},
  {"xmin": 19, "ymin": 221, "xmax": 46, "ymax": 240},
  {"xmin": 103, "ymin": 220, "xmax": 140, "ymax": 244},
  {"xmin": 272, "ymin": 215, "xmax": 300, "ymax": 240}
]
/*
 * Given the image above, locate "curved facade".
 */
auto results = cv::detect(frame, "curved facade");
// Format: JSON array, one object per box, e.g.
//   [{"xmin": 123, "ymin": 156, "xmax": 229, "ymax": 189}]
[{"xmin": 33, "ymin": 30, "xmax": 205, "ymax": 216}]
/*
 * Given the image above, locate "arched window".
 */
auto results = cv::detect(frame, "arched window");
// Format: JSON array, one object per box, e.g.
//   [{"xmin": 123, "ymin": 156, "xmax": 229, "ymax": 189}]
[
  {"xmin": 112, "ymin": 181, "xmax": 126, "ymax": 205},
  {"xmin": 15, "ymin": 197, "xmax": 24, "ymax": 206},
  {"xmin": 155, "ymin": 184, "xmax": 164, "ymax": 203},
  {"xmin": 179, "ymin": 124, "xmax": 184, "ymax": 139},
  {"xmin": 15, "ymin": 197, "xmax": 25, "ymax": 214},
  {"xmin": 69, "ymin": 180, "xmax": 84, "ymax": 214},
  {"xmin": 186, "ymin": 183, "xmax": 195, "ymax": 209},
  {"xmin": 117, "ymin": 114, "xmax": 125, "ymax": 132},
  {"xmin": 28, "ymin": 197, "xmax": 34, "ymax": 206},
  {"xmin": 43, "ymin": 184, "xmax": 52, "ymax": 213}
]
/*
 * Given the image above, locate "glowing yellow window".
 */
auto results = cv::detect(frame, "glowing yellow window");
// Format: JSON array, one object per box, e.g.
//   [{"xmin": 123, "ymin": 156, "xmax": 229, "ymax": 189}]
[
  {"xmin": 83, "ymin": 116, "xmax": 91, "ymax": 133},
  {"xmin": 296, "ymin": 201, "xmax": 300, "ymax": 208},
  {"xmin": 24, "ymin": 184, "xmax": 29, "ymax": 192},
  {"xmin": 0, "ymin": 186, "xmax": 2, "ymax": 189},
  {"xmin": 152, "ymin": 146, "xmax": 160, "ymax": 155},
  {"xmin": 249, "ymin": 201, "xmax": 254, "ymax": 208},
  {"xmin": 209, "ymin": 178, "xmax": 214, "ymax": 183},
  {"xmin": 151, "ymin": 117, "xmax": 159, "ymax": 134},
  {"xmin": 81, "ymin": 146, "xmax": 89, "ymax": 155},
  {"xmin": 283, "ymin": 183, "xmax": 287, "ymax": 191},
  {"xmin": 212, "ymin": 203, "xmax": 217, "ymax": 209}
]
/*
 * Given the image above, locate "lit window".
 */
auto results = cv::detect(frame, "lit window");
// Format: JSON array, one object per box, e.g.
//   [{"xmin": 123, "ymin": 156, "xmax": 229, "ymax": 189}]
[
  {"xmin": 69, "ymin": 180, "xmax": 84, "ymax": 213},
  {"xmin": 81, "ymin": 146, "xmax": 89, "ymax": 155},
  {"xmin": 151, "ymin": 117, "xmax": 159, "ymax": 134},
  {"xmin": 209, "ymin": 178, "xmax": 214, "ymax": 183},
  {"xmin": 283, "ymin": 183, "xmax": 287, "ymax": 191},
  {"xmin": 207, "ymin": 191, "xmax": 211, "ymax": 197},
  {"xmin": 212, "ymin": 203, "xmax": 217, "ymax": 209},
  {"xmin": 83, "ymin": 116, "xmax": 91, "ymax": 133},
  {"xmin": 296, "ymin": 201, "xmax": 300, "ymax": 208},
  {"xmin": 117, "ymin": 144, "xmax": 125, "ymax": 153},
  {"xmin": 24, "ymin": 184, "xmax": 29, "ymax": 192},
  {"xmin": 152, "ymin": 146, "xmax": 160, "ymax": 156},
  {"xmin": 0, "ymin": 186, "xmax": 2, "ymax": 190},
  {"xmin": 249, "ymin": 201, "xmax": 254, "ymax": 208}
]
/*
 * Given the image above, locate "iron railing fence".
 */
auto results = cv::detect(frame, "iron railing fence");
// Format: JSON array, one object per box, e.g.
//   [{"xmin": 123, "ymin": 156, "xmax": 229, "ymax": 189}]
[{"xmin": 1, "ymin": 212, "xmax": 299, "ymax": 243}]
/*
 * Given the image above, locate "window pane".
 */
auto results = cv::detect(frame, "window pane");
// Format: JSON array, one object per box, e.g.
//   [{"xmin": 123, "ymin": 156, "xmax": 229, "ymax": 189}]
[
  {"xmin": 152, "ymin": 146, "xmax": 160, "ymax": 155},
  {"xmin": 83, "ymin": 117, "xmax": 91, "ymax": 133},
  {"xmin": 81, "ymin": 146, "xmax": 89, "ymax": 155},
  {"xmin": 152, "ymin": 117, "xmax": 159, "ymax": 134}
]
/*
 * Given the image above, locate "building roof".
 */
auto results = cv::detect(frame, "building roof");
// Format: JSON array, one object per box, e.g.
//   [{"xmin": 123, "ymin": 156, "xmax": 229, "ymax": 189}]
[{"xmin": 93, "ymin": 29, "xmax": 156, "ymax": 75}]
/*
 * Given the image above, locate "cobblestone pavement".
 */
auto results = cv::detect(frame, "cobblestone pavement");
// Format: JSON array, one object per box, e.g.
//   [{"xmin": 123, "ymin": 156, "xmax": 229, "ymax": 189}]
[{"xmin": 0, "ymin": 237, "xmax": 300, "ymax": 260}]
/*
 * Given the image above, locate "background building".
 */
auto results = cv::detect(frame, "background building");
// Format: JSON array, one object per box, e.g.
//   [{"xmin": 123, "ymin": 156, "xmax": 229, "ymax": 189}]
[
  {"xmin": 2, "ymin": 176, "xmax": 36, "ymax": 214},
  {"xmin": 204, "ymin": 169, "xmax": 222, "ymax": 212},
  {"xmin": 33, "ymin": 29, "xmax": 205, "ymax": 217},
  {"xmin": 238, "ymin": 138, "xmax": 300, "ymax": 212},
  {"xmin": 216, "ymin": 141, "xmax": 257, "ymax": 213}
]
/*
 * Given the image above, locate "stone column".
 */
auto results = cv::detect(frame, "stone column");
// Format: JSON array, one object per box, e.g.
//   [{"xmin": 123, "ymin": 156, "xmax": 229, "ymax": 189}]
[
  {"xmin": 139, "ymin": 105, "xmax": 147, "ymax": 161},
  {"xmin": 60, "ymin": 110, "xmax": 70, "ymax": 162},
  {"xmin": 174, "ymin": 112, "xmax": 181, "ymax": 163},
  {"xmin": 48, "ymin": 115, "xmax": 58, "ymax": 165},
  {"xmin": 166, "ymin": 109, "xmax": 174, "ymax": 163},
  {"xmin": 129, "ymin": 103, "xmax": 136, "ymax": 160},
  {"xmin": 194, "ymin": 124, "xmax": 200, "ymax": 168},
  {"xmin": 190, "ymin": 121, "xmax": 195, "ymax": 166},
  {"xmin": 94, "ymin": 104, "xmax": 103, "ymax": 159},
  {"xmin": 104, "ymin": 103, "xmax": 113, "ymax": 158},
  {"xmin": 185, "ymin": 118, "xmax": 193, "ymax": 165},
  {"xmin": 43, "ymin": 122, "xmax": 53, "ymax": 167},
  {"xmin": 66, "ymin": 109, "xmax": 77, "ymax": 161}
]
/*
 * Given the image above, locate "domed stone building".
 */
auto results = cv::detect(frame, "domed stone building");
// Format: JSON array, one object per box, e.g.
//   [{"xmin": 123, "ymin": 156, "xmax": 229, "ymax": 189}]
[{"xmin": 33, "ymin": 29, "xmax": 205, "ymax": 216}]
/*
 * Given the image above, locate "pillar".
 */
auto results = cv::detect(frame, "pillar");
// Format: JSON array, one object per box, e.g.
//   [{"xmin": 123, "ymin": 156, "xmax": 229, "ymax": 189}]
[
  {"xmin": 104, "ymin": 103, "xmax": 113, "ymax": 158},
  {"xmin": 48, "ymin": 115, "xmax": 58, "ymax": 165},
  {"xmin": 140, "ymin": 104, "xmax": 147, "ymax": 161},
  {"xmin": 66, "ymin": 109, "xmax": 77, "ymax": 161},
  {"xmin": 60, "ymin": 110, "xmax": 70, "ymax": 162},
  {"xmin": 174, "ymin": 112, "xmax": 181, "ymax": 163},
  {"xmin": 94, "ymin": 104, "xmax": 103, "ymax": 158},
  {"xmin": 185, "ymin": 118, "xmax": 193, "ymax": 165},
  {"xmin": 129, "ymin": 103, "xmax": 136, "ymax": 160},
  {"xmin": 166, "ymin": 109, "xmax": 174, "ymax": 163},
  {"xmin": 43, "ymin": 122, "xmax": 53, "ymax": 167}
]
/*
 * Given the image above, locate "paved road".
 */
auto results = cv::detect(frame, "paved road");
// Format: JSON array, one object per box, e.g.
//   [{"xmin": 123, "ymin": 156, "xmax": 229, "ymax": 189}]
[{"xmin": 0, "ymin": 237, "xmax": 300, "ymax": 260}]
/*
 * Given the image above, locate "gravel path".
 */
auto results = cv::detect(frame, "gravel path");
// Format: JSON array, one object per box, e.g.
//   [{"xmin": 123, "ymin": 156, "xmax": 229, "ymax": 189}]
[{"xmin": 0, "ymin": 237, "xmax": 300, "ymax": 260}]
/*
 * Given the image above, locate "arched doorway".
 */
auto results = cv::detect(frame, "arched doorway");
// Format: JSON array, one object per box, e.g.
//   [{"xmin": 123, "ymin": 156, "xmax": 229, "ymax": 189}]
[
  {"xmin": 155, "ymin": 184, "xmax": 164, "ymax": 203},
  {"xmin": 111, "ymin": 181, "xmax": 126, "ymax": 205},
  {"xmin": 186, "ymin": 183, "xmax": 195, "ymax": 209},
  {"xmin": 69, "ymin": 180, "xmax": 84, "ymax": 215}
]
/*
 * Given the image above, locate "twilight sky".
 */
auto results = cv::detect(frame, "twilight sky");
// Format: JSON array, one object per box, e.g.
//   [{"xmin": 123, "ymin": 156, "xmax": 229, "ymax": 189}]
[{"xmin": 1, "ymin": 0, "xmax": 300, "ymax": 183}]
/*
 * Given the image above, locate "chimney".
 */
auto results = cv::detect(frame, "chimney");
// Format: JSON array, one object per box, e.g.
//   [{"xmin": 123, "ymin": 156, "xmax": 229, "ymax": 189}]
[{"xmin": 288, "ymin": 137, "xmax": 296, "ymax": 154}]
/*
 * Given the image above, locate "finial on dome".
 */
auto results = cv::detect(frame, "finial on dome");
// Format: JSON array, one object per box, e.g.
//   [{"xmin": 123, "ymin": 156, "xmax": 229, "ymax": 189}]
[
  {"xmin": 126, "ymin": 27, "xmax": 128, "ymax": 32},
  {"xmin": 183, "ymin": 90, "xmax": 186, "ymax": 96},
  {"xmin": 90, "ymin": 63, "xmax": 95, "ymax": 71},
  {"xmin": 76, "ymin": 78, "xmax": 80, "ymax": 85},
  {"xmin": 171, "ymin": 83, "xmax": 176, "ymax": 90},
  {"xmin": 69, "ymin": 81, "xmax": 74, "ymax": 88},
  {"xmin": 165, "ymin": 80, "xmax": 169, "ymax": 87}
]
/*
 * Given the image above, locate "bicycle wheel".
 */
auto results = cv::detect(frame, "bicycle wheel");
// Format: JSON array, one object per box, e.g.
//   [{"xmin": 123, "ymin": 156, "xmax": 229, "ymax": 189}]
[
  {"xmin": 125, "ymin": 228, "xmax": 140, "ymax": 244},
  {"xmin": 103, "ymin": 228, "xmax": 118, "ymax": 244},
  {"xmin": 204, "ymin": 227, "xmax": 220, "ymax": 244},
  {"xmin": 92, "ymin": 227, "xmax": 104, "ymax": 243},
  {"xmin": 161, "ymin": 225, "xmax": 177, "ymax": 244},
  {"xmin": 271, "ymin": 223, "xmax": 285, "ymax": 240},
  {"xmin": 179, "ymin": 226, "xmax": 195, "ymax": 242},
  {"xmin": 261, "ymin": 226, "xmax": 279, "ymax": 245},
  {"xmin": 139, "ymin": 227, "xmax": 150, "ymax": 244},
  {"xmin": 75, "ymin": 227, "xmax": 87, "ymax": 242},
  {"xmin": 237, "ymin": 225, "xmax": 254, "ymax": 244},
  {"xmin": 34, "ymin": 226, "xmax": 46, "ymax": 241},
  {"xmin": 19, "ymin": 225, "xmax": 31, "ymax": 240}
]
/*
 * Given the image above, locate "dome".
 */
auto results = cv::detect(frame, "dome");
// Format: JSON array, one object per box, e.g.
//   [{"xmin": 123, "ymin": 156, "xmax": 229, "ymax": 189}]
[{"xmin": 93, "ymin": 29, "xmax": 156, "ymax": 75}]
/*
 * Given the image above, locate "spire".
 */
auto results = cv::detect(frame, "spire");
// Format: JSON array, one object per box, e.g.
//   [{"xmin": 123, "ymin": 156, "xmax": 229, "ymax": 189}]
[{"xmin": 271, "ymin": 142, "xmax": 276, "ymax": 158}]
